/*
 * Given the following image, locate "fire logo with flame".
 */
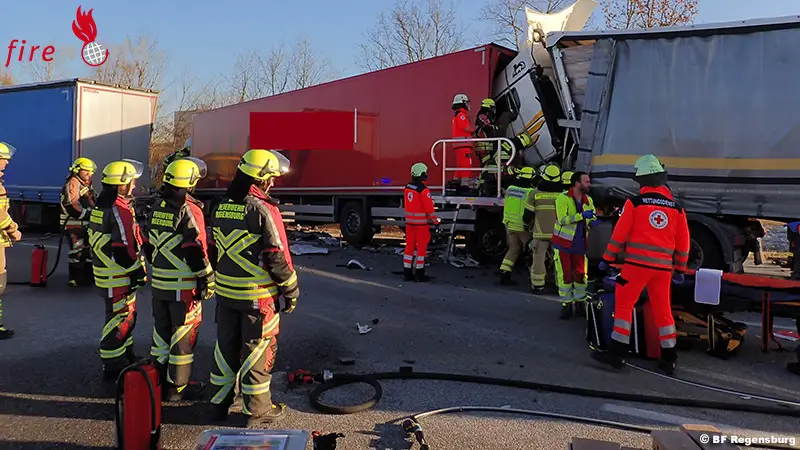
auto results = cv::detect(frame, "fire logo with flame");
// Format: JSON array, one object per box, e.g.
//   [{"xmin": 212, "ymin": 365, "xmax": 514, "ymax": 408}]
[{"xmin": 72, "ymin": 6, "xmax": 109, "ymax": 67}]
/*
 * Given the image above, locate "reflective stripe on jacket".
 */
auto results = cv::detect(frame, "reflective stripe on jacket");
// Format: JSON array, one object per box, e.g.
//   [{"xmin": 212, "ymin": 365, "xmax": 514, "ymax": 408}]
[
  {"xmin": 210, "ymin": 185, "xmax": 298, "ymax": 307},
  {"xmin": 146, "ymin": 195, "xmax": 212, "ymax": 297},
  {"xmin": 404, "ymin": 182, "xmax": 438, "ymax": 226},
  {"xmin": 88, "ymin": 196, "xmax": 145, "ymax": 289},
  {"xmin": 602, "ymin": 186, "xmax": 690, "ymax": 272},
  {"xmin": 0, "ymin": 178, "xmax": 18, "ymax": 248},
  {"xmin": 551, "ymin": 188, "xmax": 596, "ymax": 249},
  {"xmin": 503, "ymin": 185, "xmax": 535, "ymax": 232},
  {"xmin": 60, "ymin": 175, "xmax": 96, "ymax": 228},
  {"xmin": 531, "ymin": 190, "xmax": 559, "ymax": 240}
]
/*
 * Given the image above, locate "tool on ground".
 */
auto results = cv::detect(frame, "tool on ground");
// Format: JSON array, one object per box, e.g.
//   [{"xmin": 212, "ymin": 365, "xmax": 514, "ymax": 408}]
[
  {"xmin": 288, "ymin": 369, "xmax": 318, "ymax": 387},
  {"xmin": 115, "ymin": 359, "xmax": 162, "ymax": 450},
  {"xmin": 312, "ymin": 431, "xmax": 345, "ymax": 450}
]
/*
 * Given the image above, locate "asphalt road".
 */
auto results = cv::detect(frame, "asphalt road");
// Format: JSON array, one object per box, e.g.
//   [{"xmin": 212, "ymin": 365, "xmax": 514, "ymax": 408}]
[{"xmin": 1, "ymin": 232, "xmax": 799, "ymax": 449}]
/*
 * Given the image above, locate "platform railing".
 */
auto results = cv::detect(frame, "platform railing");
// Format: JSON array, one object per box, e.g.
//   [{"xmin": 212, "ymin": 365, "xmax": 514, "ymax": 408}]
[{"xmin": 429, "ymin": 137, "xmax": 517, "ymax": 198}]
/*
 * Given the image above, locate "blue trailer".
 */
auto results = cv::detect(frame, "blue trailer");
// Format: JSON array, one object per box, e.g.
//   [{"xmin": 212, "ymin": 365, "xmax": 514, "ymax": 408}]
[{"xmin": 0, "ymin": 79, "xmax": 159, "ymax": 227}]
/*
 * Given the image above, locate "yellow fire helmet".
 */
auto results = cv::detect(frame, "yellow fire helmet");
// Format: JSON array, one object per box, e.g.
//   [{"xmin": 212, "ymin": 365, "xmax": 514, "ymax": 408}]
[
  {"xmin": 70, "ymin": 157, "xmax": 97, "ymax": 174},
  {"xmin": 164, "ymin": 157, "xmax": 207, "ymax": 189},
  {"xmin": 0, "ymin": 141, "xmax": 17, "ymax": 160},
  {"xmin": 541, "ymin": 163, "xmax": 561, "ymax": 182},
  {"xmin": 517, "ymin": 133, "xmax": 532, "ymax": 148},
  {"xmin": 561, "ymin": 170, "xmax": 574, "ymax": 186},
  {"xmin": 102, "ymin": 159, "xmax": 144, "ymax": 186},
  {"xmin": 481, "ymin": 98, "xmax": 495, "ymax": 108},
  {"xmin": 516, "ymin": 166, "xmax": 536, "ymax": 180},
  {"xmin": 238, "ymin": 149, "xmax": 291, "ymax": 181}
]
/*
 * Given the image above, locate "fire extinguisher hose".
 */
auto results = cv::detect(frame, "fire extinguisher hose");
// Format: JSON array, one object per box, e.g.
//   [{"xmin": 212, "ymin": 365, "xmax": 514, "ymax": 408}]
[{"xmin": 8, "ymin": 216, "xmax": 69, "ymax": 285}]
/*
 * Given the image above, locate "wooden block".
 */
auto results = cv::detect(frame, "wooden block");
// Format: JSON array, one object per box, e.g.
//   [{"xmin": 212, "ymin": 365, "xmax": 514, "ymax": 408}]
[
  {"xmin": 651, "ymin": 430, "xmax": 702, "ymax": 450},
  {"xmin": 680, "ymin": 424, "xmax": 739, "ymax": 449},
  {"xmin": 570, "ymin": 437, "xmax": 623, "ymax": 450}
]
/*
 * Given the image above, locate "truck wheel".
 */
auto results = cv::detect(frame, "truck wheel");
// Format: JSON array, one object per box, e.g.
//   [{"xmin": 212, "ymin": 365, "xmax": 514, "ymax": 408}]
[
  {"xmin": 339, "ymin": 201, "xmax": 374, "ymax": 247},
  {"xmin": 465, "ymin": 218, "xmax": 507, "ymax": 265},
  {"xmin": 689, "ymin": 225, "xmax": 725, "ymax": 271}
]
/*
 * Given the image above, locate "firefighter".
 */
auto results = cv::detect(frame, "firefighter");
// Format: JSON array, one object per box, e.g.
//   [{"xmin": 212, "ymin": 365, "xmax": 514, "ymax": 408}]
[
  {"xmin": 474, "ymin": 98, "xmax": 498, "ymax": 169},
  {"xmin": 499, "ymin": 166, "xmax": 536, "ymax": 285},
  {"xmin": 0, "ymin": 142, "xmax": 21, "ymax": 340},
  {"xmin": 208, "ymin": 149, "xmax": 299, "ymax": 426},
  {"xmin": 552, "ymin": 171, "xmax": 597, "ymax": 319},
  {"xmin": 163, "ymin": 137, "xmax": 192, "ymax": 168},
  {"xmin": 560, "ymin": 170, "xmax": 574, "ymax": 191},
  {"xmin": 451, "ymin": 93, "xmax": 476, "ymax": 193},
  {"xmin": 529, "ymin": 164, "xmax": 561, "ymax": 293},
  {"xmin": 61, "ymin": 157, "xmax": 97, "ymax": 287},
  {"xmin": 403, "ymin": 162, "xmax": 440, "ymax": 282},
  {"xmin": 89, "ymin": 159, "xmax": 147, "ymax": 380},
  {"xmin": 143, "ymin": 156, "xmax": 214, "ymax": 401},
  {"xmin": 596, "ymin": 155, "xmax": 690, "ymax": 375},
  {"xmin": 489, "ymin": 133, "xmax": 533, "ymax": 196}
]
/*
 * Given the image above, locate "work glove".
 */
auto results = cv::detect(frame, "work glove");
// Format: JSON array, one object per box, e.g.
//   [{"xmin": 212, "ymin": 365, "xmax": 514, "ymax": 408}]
[
  {"xmin": 130, "ymin": 266, "xmax": 147, "ymax": 290},
  {"xmin": 581, "ymin": 210, "xmax": 595, "ymax": 220},
  {"xmin": 282, "ymin": 296, "xmax": 298, "ymax": 314},
  {"xmin": 599, "ymin": 261, "xmax": 609, "ymax": 272},
  {"xmin": 195, "ymin": 273, "xmax": 216, "ymax": 301},
  {"xmin": 672, "ymin": 272, "xmax": 685, "ymax": 285}
]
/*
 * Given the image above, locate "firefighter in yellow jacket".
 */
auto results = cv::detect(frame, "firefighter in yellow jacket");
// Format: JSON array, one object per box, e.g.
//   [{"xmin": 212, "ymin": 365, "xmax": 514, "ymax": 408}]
[
  {"xmin": 209, "ymin": 149, "xmax": 299, "ymax": 426},
  {"xmin": 529, "ymin": 164, "xmax": 562, "ymax": 293},
  {"xmin": 61, "ymin": 157, "xmax": 97, "ymax": 287},
  {"xmin": 143, "ymin": 157, "xmax": 215, "ymax": 401},
  {"xmin": 499, "ymin": 166, "xmax": 536, "ymax": 285},
  {"xmin": 89, "ymin": 159, "xmax": 147, "ymax": 379},
  {"xmin": 0, "ymin": 142, "xmax": 21, "ymax": 340}
]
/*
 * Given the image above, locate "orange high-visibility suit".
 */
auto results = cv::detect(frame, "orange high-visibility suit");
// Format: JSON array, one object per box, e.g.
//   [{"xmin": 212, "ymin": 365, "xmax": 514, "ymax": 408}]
[
  {"xmin": 403, "ymin": 181, "xmax": 439, "ymax": 277},
  {"xmin": 601, "ymin": 185, "xmax": 690, "ymax": 356},
  {"xmin": 451, "ymin": 108, "xmax": 474, "ymax": 179}
]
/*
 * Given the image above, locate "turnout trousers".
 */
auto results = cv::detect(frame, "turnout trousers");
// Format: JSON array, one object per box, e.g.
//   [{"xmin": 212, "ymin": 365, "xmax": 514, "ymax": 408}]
[
  {"xmin": 610, "ymin": 264, "xmax": 677, "ymax": 359},
  {"xmin": 0, "ymin": 247, "xmax": 8, "ymax": 335},
  {"xmin": 500, "ymin": 229, "xmax": 531, "ymax": 273},
  {"xmin": 554, "ymin": 250, "xmax": 587, "ymax": 305},
  {"xmin": 150, "ymin": 297, "xmax": 202, "ymax": 387},
  {"xmin": 530, "ymin": 239, "xmax": 551, "ymax": 288},
  {"xmin": 403, "ymin": 225, "xmax": 430, "ymax": 271},
  {"xmin": 210, "ymin": 297, "xmax": 280, "ymax": 417},
  {"xmin": 66, "ymin": 225, "xmax": 93, "ymax": 286},
  {"xmin": 99, "ymin": 286, "xmax": 137, "ymax": 371}
]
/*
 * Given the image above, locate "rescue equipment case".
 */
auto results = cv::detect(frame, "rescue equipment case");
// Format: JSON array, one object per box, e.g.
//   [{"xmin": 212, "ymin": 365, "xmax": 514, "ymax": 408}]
[
  {"xmin": 586, "ymin": 276, "xmax": 655, "ymax": 358},
  {"xmin": 115, "ymin": 360, "xmax": 162, "ymax": 450}
]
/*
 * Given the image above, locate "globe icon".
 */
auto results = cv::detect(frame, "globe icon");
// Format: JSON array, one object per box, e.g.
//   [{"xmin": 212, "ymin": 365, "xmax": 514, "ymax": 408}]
[{"xmin": 82, "ymin": 42, "xmax": 107, "ymax": 66}]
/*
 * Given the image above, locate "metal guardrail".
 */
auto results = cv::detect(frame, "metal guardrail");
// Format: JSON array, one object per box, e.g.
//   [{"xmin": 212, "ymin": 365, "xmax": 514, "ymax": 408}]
[{"xmin": 429, "ymin": 137, "xmax": 517, "ymax": 198}]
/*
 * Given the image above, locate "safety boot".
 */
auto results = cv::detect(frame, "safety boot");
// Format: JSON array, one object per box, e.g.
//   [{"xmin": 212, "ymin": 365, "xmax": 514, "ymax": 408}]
[
  {"xmin": 414, "ymin": 268, "xmax": 431, "ymax": 282},
  {"xmin": 591, "ymin": 340, "xmax": 627, "ymax": 369},
  {"xmin": 0, "ymin": 327, "xmax": 14, "ymax": 340},
  {"xmin": 246, "ymin": 403, "xmax": 287, "ymax": 427},
  {"xmin": 211, "ymin": 402, "xmax": 232, "ymax": 422},
  {"xmin": 658, "ymin": 347, "xmax": 678, "ymax": 376},
  {"xmin": 403, "ymin": 268, "xmax": 414, "ymax": 282},
  {"xmin": 500, "ymin": 272, "xmax": 516, "ymax": 285},
  {"xmin": 166, "ymin": 380, "xmax": 206, "ymax": 402},
  {"xmin": 559, "ymin": 303, "xmax": 573, "ymax": 320}
]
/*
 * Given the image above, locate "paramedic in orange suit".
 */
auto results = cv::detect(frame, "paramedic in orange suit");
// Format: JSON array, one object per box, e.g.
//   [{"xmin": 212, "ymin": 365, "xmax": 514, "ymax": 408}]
[
  {"xmin": 451, "ymin": 93, "xmax": 475, "ymax": 191},
  {"xmin": 596, "ymin": 154, "xmax": 690, "ymax": 376},
  {"xmin": 403, "ymin": 162, "xmax": 440, "ymax": 283}
]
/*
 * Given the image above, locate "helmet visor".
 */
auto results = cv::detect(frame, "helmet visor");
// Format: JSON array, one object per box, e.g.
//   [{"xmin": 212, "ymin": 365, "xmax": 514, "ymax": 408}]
[
  {"xmin": 0, "ymin": 142, "xmax": 17, "ymax": 158},
  {"xmin": 185, "ymin": 157, "xmax": 207, "ymax": 185},
  {"xmin": 120, "ymin": 159, "xmax": 144, "ymax": 183},
  {"xmin": 269, "ymin": 150, "xmax": 290, "ymax": 175}
]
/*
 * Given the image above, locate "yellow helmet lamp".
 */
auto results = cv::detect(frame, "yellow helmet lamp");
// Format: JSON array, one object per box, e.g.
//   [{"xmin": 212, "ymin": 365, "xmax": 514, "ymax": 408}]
[
  {"xmin": 70, "ymin": 157, "xmax": 97, "ymax": 174},
  {"xmin": 238, "ymin": 149, "xmax": 291, "ymax": 181},
  {"xmin": 411, "ymin": 162, "xmax": 428, "ymax": 177},
  {"xmin": 164, "ymin": 157, "xmax": 207, "ymax": 189},
  {"xmin": 541, "ymin": 163, "xmax": 561, "ymax": 182},
  {"xmin": 561, "ymin": 170, "xmax": 574, "ymax": 186},
  {"xmin": 0, "ymin": 142, "xmax": 17, "ymax": 160},
  {"xmin": 102, "ymin": 159, "xmax": 144, "ymax": 186}
]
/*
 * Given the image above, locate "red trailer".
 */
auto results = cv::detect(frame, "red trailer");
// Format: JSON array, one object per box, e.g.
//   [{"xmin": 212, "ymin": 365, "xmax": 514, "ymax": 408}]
[{"xmin": 191, "ymin": 44, "xmax": 518, "ymax": 260}]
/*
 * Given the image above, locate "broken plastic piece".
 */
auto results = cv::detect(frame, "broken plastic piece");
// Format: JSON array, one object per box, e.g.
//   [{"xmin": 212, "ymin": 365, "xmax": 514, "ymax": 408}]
[
  {"xmin": 346, "ymin": 259, "xmax": 371, "ymax": 270},
  {"xmin": 357, "ymin": 323, "xmax": 373, "ymax": 334},
  {"xmin": 290, "ymin": 244, "xmax": 329, "ymax": 255}
]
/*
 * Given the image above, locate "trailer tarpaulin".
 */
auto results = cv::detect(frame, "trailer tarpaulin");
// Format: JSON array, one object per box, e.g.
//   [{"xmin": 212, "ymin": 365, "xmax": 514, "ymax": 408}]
[{"xmin": 580, "ymin": 29, "xmax": 800, "ymax": 219}]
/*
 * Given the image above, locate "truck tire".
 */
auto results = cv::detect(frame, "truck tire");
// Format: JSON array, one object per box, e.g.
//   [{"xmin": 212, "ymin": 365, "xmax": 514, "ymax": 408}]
[
  {"xmin": 339, "ymin": 201, "xmax": 374, "ymax": 247},
  {"xmin": 689, "ymin": 224, "xmax": 726, "ymax": 271},
  {"xmin": 465, "ymin": 216, "xmax": 507, "ymax": 265}
]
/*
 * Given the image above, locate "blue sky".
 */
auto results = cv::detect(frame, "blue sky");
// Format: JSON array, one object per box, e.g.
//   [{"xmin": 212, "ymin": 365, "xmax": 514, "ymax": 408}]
[{"xmin": 4, "ymin": 0, "xmax": 800, "ymax": 114}]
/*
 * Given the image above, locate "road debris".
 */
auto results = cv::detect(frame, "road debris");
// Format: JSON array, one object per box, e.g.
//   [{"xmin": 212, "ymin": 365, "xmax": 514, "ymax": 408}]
[
  {"xmin": 357, "ymin": 323, "xmax": 373, "ymax": 335},
  {"xmin": 290, "ymin": 244, "xmax": 330, "ymax": 255}
]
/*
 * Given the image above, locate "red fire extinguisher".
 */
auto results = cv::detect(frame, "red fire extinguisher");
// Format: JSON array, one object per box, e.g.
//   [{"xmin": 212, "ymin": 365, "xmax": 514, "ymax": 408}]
[
  {"xmin": 115, "ymin": 360, "xmax": 162, "ymax": 450},
  {"xmin": 30, "ymin": 244, "xmax": 48, "ymax": 287}
]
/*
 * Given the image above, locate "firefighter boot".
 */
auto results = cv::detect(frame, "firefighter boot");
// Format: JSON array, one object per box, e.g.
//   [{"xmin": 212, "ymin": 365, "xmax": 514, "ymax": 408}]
[
  {"xmin": 559, "ymin": 302, "xmax": 573, "ymax": 320},
  {"xmin": 658, "ymin": 347, "xmax": 678, "ymax": 376},
  {"xmin": 0, "ymin": 327, "xmax": 13, "ymax": 340},
  {"xmin": 415, "ymin": 267, "xmax": 431, "ymax": 282},
  {"xmin": 166, "ymin": 380, "xmax": 206, "ymax": 402},
  {"xmin": 403, "ymin": 268, "xmax": 414, "ymax": 281},
  {"xmin": 591, "ymin": 339, "xmax": 627, "ymax": 369},
  {"xmin": 246, "ymin": 403, "xmax": 287, "ymax": 427},
  {"xmin": 500, "ymin": 272, "xmax": 517, "ymax": 286}
]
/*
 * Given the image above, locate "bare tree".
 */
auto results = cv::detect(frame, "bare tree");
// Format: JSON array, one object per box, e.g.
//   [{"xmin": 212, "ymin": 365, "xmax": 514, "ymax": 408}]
[
  {"xmin": 25, "ymin": 43, "xmax": 78, "ymax": 82},
  {"xmin": 0, "ymin": 70, "xmax": 13, "ymax": 86},
  {"xmin": 91, "ymin": 33, "xmax": 168, "ymax": 89},
  {"xmin": 480, "ymin": 0, "xmax": 573, "ymax": 50},
  {"xmin": 602, "ymin": 0, "xmax": 698, "ymax": 29},
  {"xmin": 290, "ymin": 38, "xmax": 334, "ymax": 89},
  {"xmin": 359, "ymin": 0, "xmax": 465, "ymax": 71},
  {"xmin": 227, "ymin": 50, "xmax": 264, "ymax": 103}
]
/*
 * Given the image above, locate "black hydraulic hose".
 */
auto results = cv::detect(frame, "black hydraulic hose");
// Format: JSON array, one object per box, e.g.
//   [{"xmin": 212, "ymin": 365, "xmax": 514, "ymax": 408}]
[
  {"xmin": 402, "ymin": 407, "xmax": 799, "ymax": 450},
  {"xmin": 8, "ymin": 216, "xmax": 69, "ymax": 285},
  {"xmin": 307, "ymin": 370, "xmax": 800, "ymax": 418}
]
